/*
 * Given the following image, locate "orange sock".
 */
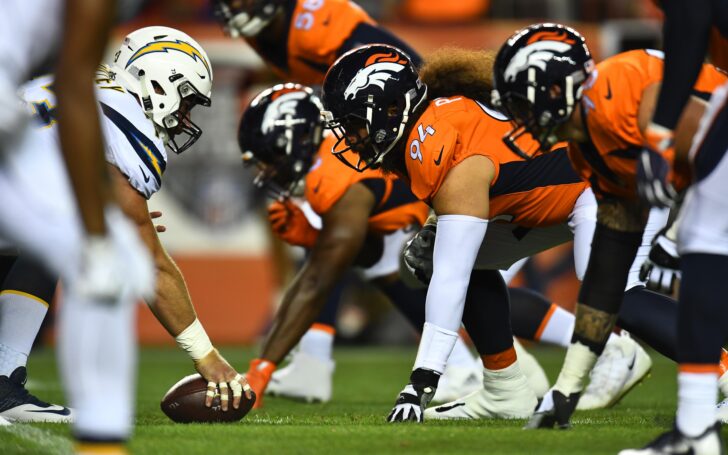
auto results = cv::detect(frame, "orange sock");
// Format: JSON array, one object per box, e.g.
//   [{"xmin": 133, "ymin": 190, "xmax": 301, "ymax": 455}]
[
  {"xmin": 310, "ymin": 323, "xmax": 335, "ymax": 335},
  {"xmin": 719, "ymin": 349, "xmax": 728, "ymax": 376},
  {"xmin": 246, "ymin": 358, "xmax": 277, "ymax": 409},
  {"xmin": 481, "ymin": 345, "xmax": 517, "ymax": 370}
]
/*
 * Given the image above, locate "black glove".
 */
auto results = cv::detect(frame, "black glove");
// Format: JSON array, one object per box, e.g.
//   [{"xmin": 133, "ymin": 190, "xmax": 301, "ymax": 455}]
[
  {"xmin": 639, "ymin": 227, "xmax": 681, "ymax": 294},
  {"xmin": 636, "ymin": 148, "xmax": 677, "ymax": 209},
  {"xmin": 402, "ymin": 220, "xmax": 436, "ymax": 286},
  {"xmin": 387, "ymin": 368, "xmax": 440, "ymax": 423}
]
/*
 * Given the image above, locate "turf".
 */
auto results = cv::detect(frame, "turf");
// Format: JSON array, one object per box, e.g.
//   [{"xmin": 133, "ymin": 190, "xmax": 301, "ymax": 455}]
[{"xmin": 1, "ymin": 344, "xmax": 723, "ymax": 454}]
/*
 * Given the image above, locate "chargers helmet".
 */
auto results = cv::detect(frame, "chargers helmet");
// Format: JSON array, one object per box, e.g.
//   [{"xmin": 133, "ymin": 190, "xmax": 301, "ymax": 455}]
[
  {"xmin": 213, "ymin": 0, "xmax": 284, "ymax": 38},
  {"xmin": 238, "ymin": 83, "xmax": 324, "ymax": 199},
  {"xmin": 321, "ymin": 44, "xmax": 427, "ymax": 172},
  {"xmin": 112, "ymin": 26, "xmax": 213, "ymax": 154},
  {"xmin": 492, "ymin": 23, "xmax": 593, "ymax": 158}
]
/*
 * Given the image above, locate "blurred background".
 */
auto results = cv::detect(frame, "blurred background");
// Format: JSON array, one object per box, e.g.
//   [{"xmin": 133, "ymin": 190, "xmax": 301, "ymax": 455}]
[{"xmin": 68, "ymin": 0, "xmax": 667, "ymax": 348}]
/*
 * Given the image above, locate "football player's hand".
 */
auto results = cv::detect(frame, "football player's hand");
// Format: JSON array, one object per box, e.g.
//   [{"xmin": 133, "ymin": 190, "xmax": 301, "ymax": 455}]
[
  {"xmin": 387, "ymin": 368, "xmax": 439, "ymax": 423},
  {"xmin": 267, "ymin": 200, "xmax": 318, "ymax": 248},
  {"xmin": 74, "ymin": 206, "xmax": 155, "ymax": 302},
  {"xmin": 150, "ymin": 210, "xmax": 166, "ymax": 233},
  {"xmin": 637, "ymin": 124, "xmax": 677, "ymax": 208},
  {"xmin": 402, "ymin": 216, "xmax": 436, "ymax": 285},
  {"xmin": 639, "ymin": 226, "xmax": 681, "ymax": 294},
  {"xmin": 244, "ymin": 358, "xmax": 277, "ymax": 409},
  {"xmin": 194, "ymin": 348, "xmax": 252, "ymax": 411}
]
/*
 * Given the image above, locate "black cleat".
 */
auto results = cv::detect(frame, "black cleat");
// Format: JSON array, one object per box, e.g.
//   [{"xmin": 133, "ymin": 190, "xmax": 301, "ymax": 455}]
[
  {"xmin": 524, "ymin": 389, "xmax": 579, "ymax": 430},
  {"xmin": 618, "ymin": 422, "xmax": 725, "ymax": 455},
  {"xmin": 0, "ymin": 367, "xmax": 73, "ymax": 423}
]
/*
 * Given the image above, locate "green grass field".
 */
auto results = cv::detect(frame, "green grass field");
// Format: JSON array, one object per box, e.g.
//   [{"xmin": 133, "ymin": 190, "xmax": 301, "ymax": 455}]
[{"xmin": 1, "ymin": 345, "xmax": 724, "ymax": 454}]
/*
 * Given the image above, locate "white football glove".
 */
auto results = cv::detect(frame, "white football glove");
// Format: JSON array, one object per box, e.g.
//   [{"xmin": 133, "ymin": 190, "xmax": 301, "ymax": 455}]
[
  {"xmin": 73, "ymin": 206, "xmax": 155, "ymax": 302},
  {"xmin": 639, "ymin": 226, "xmax": 680, "ymax": 295},
  {"xmin": 387, "ymin": 368, "xmax": 439, "ymax": 423}
]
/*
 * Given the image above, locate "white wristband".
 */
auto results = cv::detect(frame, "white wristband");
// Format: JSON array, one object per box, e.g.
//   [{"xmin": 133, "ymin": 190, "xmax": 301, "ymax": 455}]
[{"xmin": 175, "ymin": 318, "xmax": 214, "ymax": 361}]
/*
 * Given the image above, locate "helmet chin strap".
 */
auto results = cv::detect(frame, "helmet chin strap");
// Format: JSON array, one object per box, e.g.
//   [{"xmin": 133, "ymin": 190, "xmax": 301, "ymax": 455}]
[{"xmin": 372, "ymin": 85, "xmax": 427, "ymax": 165}]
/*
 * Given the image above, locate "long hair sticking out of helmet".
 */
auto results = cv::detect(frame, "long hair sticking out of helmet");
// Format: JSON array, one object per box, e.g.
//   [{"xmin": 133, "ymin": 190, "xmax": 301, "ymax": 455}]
[{"xmin": 420, "ymin": 47, "xmax": 497, "ymax": 105}]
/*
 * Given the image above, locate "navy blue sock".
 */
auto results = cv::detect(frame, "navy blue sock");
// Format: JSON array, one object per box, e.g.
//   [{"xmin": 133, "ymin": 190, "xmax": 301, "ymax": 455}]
[
  {"xmin": 378, "ymin": 279, "xmax": 427, "ymax": 330},
  {"xmin": 314, "ymin": 278, "xmax": 346, "ymax": 327},
  {"xmin": 509, "ymin": 287, "xmax": 552, "ymax": 340},
  {"xmin": 462, "ymin": 269, "xmax": 513, "ymax": 355},
  {"xmin": 676, "ymin": 254, "xmax": 728, "ymax": 365},
  {"xmin": 618, "ymin": 286, "xmax": 678, "ymax": 360}
]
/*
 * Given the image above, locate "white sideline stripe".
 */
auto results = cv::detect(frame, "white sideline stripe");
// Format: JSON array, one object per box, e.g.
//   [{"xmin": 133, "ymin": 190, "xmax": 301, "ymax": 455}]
[{"xmin": 0, "ymin": 424, "xmax": 73, "ymax": 454}]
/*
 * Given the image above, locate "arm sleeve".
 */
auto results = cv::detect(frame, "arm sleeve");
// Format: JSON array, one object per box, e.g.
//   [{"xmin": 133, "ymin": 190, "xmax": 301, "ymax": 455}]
[
  {"xmin": 652, "ymin": 0, "xmax": 714, "ymax": 130},
  {"xmin": 338, "ymin": 22, "xmax": 423, "ymax": 68},
  {"xmin": 413, "ymin": 214, "xmax": 488, "ymax": 373}
]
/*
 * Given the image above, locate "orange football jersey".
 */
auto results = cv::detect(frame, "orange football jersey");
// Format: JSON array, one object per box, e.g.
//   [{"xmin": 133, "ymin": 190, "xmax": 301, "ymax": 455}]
[
  {"xmin": 246, "ymin": 0, "xmax": 375, "ymax": 85},
  {"xmin": 305, "ymin": 135, "xmax": 428, "ymax": 233},
  {"xmin": 404, "ymin": 97, "xmax": 587, "ymax": 228},
  {"xmin": 570, "ymin": 49, "xmax": 727, "ymax": 199}
]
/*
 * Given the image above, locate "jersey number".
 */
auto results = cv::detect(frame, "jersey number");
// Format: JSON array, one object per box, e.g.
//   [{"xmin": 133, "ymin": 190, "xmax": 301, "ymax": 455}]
[{"xmin": 409, "ymin": 124, "xmax": 436, "ymax": 163}]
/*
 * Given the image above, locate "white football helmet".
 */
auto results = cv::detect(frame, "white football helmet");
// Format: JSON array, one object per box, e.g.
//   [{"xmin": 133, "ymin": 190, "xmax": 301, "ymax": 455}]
[{"xmin": 112, "ymin": 26, "xmax": 213, "ymax": 154}]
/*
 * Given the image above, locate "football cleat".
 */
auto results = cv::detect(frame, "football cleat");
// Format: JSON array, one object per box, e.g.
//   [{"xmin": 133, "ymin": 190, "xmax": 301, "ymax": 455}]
[
  {"xmin": 388, "ymin": 369, "xmax": 439, "ymax": 423},
  {"xmin": 0, "ymin": 367, "xmax": 73, "ymax": 423},
  {"xmin": 618, "ymin": 422, "xmax": 725, "ymax": 455},
  {"xmin": 716, "ymin": 399, "xmax": 728, "ymax": 424},
  {"xmin": 266, "ymin": 352, "xmax": 334, "ymax": 403},
  {"xmin": 0, "ymin": 415, "xmax": 10, "ymax": 426},
  {"xmin": 523, "ymin": 388, "xmax": 579, "ymax": 429},
  {"xmin": 514, "ymin": 339, "xmax": 549, "ymax": 398},
  {"xmin": 425, "ymin": 361, "xmax": 537, "ymax": 420},
  {"xmin": 577, "ymin": 332, "xmax": 652, "ymax": 410},
  {"xmin": 432, "ymin": 364, "xmax": 481, "ymax": 404}
]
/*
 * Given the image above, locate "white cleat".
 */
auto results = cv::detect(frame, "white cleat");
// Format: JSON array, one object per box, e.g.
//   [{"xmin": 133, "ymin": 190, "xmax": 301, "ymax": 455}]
[
  {"xmin": 432, "ymin": 365, "xmax": 481, "ymax": 404},
  {"xmin": 716, "ymin": 399, "xmax": 728, "ymax": 424},
  {"xmin": 576, "ymin": 332, "xmax": 652, "ymax": 410},
  {"xmin": 425, "ymin": 361, "xmax": 537, "ymax": 420},
  {"xmin": 266, "ymin": 352, "xmax": 334, "ymax": 403},
  {"xmin": 0, "ymin": 415, "xmax": 10, "ymax": 426},
  {"xmin": 513, "ymin": 338, "xmax": 549, "ymax": 398}
]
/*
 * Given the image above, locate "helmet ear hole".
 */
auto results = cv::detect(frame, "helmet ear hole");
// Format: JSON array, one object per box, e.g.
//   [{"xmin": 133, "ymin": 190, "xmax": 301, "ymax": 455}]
[
  {"xmin": 548, "ymin": 84, "xmax": 562, "ymax": 99},
  {"xmin": 151, "ymin": 80, "xmax": 166, "ymax": 95}
]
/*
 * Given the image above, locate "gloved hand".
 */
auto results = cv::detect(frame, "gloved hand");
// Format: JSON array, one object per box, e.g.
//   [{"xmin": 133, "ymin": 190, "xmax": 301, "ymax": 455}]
[
  {"xmin": 387, "ymin": 368, "xmax": 439, "ymax": 423},
  {"xmin": 73, "ymin": 205, "xmax": 155, "ymax": 302},
  {"xmin": 244, "ymin": 358, "xmax": 276, "ymax": 409},
  {"xmin": 639, "ymin": 226, "xmax": 681, "ymax": 294},
  {"xmin": 636, "ymin": 124, "xmax": 677, "ymax": 208},
  {"xmin": 267, "ymin": 200, "xmax": 318, "ymax": 248},
  {"xmin": 402, "ymin": 215, "xmax": 436, "ymax": 285}
]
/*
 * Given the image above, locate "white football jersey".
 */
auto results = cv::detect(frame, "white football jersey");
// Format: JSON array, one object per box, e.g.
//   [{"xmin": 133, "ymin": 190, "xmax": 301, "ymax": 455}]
[{"xmin": 20, "ymin": 68, "xmax": 168, "ymax": 199}]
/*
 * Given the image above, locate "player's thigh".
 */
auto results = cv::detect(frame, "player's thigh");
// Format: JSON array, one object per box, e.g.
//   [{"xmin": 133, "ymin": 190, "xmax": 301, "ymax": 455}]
[
  {"xmin": 474, "ymin": 222, "xmax": 572, "ymax": 271},
  {"xmin": 0, "ymin": 126, "xmax": 82, "ymax": 278},
  {"xmin": 678, "ymin": 83, "xmax": 728, "ymax": 256}
]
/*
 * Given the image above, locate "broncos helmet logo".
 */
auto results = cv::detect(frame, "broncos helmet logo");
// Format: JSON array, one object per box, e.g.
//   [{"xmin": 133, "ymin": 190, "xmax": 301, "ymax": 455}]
[
  {"xmin": 342, "ymin": 52, "xmax": 411, "ymax": 100},
  {"xmin": 503, "ymin": 41, "xmax": 572, "ymax": 83},
  {"xmin": 126, "ymin": 40, "xmax": 211, "ymax": 79},
  {"xmin": 261, "ymin": 91, "xmax": 308, "ymax": 134}
]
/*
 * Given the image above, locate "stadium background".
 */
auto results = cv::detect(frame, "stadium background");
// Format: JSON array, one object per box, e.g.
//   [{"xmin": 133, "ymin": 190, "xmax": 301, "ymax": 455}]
[{"xmin": 53, "ymin": 0, "xmax": 669, "ymax": 346}]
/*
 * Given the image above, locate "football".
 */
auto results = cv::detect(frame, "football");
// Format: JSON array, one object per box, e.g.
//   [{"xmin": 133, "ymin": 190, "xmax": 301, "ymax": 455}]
[{"xmin": 160, "ymin": 374, "xmax": 256, "ymax": 423}]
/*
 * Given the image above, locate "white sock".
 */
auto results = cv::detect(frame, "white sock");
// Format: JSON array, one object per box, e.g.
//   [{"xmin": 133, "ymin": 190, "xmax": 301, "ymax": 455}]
[
  {"xmin": 58, "ymin": 289, "xmax": 137, "ymax": 440},
  {"xmin": 677, "ymin": 371, "xmax": 718, "ymax": 437},
  {"xmin": 414, "ymin": 322, "xmax": 459, "ymax": 374},
  {"xmin": 299, "ymin": 324, "xmax": 334, "ymax": 362},
  {"xmin": 446, "ymin": 336, "xmax": 480, "ymax": 369},
  {"xmin": 0, "ymin": 290, "xmax": 49, "ymax": 376},
  {"xmin": 554, "ymin": 341, "xmax": 598, "ymax": 395},
  {"xmin": 536, "ymin": 304, "xmax": 574, "ymax": 348}
]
